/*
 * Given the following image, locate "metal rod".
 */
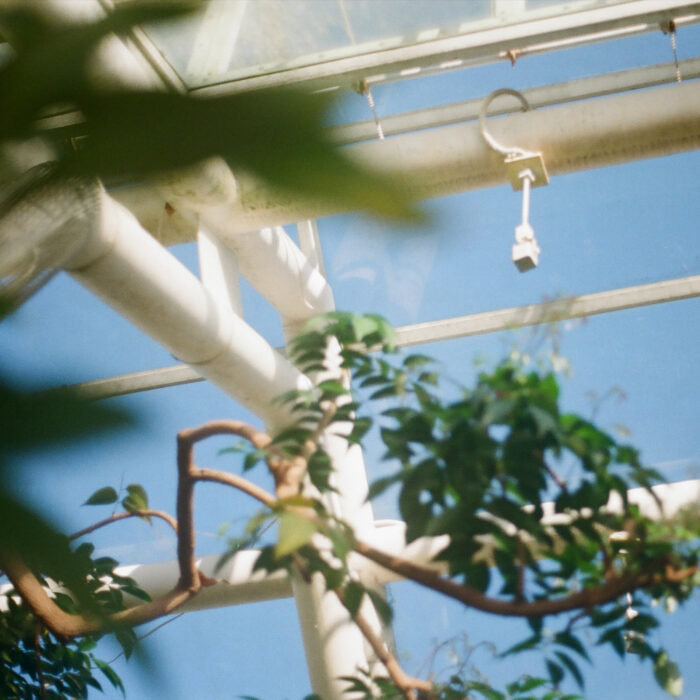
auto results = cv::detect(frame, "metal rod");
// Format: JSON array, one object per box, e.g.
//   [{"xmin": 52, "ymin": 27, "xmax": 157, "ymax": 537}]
[{"xmin": 55, "ymin": 275, "xmax": 700, "ymax": 400}]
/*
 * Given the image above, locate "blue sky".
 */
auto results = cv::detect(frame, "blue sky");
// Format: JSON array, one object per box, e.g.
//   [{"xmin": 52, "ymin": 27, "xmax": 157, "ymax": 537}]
[{"xmin": 1, "ymin": 12, "xmax": 699, "ymax": 700}]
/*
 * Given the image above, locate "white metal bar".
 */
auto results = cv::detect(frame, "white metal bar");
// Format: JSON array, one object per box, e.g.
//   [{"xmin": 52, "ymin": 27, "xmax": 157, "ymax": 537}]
[
  {"xmin": 394, "ymin": 275, "xmax": 700, "ymax": 347},
  {"xmin": 330, "ymin": 57, "xmax": 700, "ymax": 145},
  {"xmin": 185, "ymin": 0, "xmax": 248, "ymax": 84},
  {"xmin": 117, "ymin": 80, "xmax": 700, "ymax": 241},
  {"xmin": 191, "ymin": 1, "xmax": 700, "ymax": 94},
  {"xmin": 297, "ymin": 219, "xmax": 327, "ymax": 278},
  {"xmin": 56, "ymin": 275, "xmax": 700, "ymax": 400}
]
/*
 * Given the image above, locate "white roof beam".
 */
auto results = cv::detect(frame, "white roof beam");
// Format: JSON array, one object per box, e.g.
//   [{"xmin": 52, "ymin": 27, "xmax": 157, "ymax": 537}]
[{"xmin": 117, "ymin": 79, "xmax": 700, "ymax": 243}]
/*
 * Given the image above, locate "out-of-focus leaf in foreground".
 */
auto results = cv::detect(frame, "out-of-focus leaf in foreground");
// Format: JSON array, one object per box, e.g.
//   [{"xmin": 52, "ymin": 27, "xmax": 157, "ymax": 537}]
[
  {"xmin": 0, "ymin": 377, "xmax": 135, "ymax": 612},
  {"xmin": 0, "ymin": 2, "xmax": 423, "ymax": 222}
]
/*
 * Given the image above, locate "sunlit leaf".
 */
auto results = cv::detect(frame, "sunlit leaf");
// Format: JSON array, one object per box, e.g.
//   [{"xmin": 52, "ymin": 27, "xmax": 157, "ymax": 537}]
[{"xmin": 275, "ymin": 511, "xmax": 317, "ymax": 559}]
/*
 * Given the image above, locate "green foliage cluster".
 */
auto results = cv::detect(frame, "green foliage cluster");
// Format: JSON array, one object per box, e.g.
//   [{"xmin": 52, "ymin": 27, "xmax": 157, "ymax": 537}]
[
  {"xmin": 227, "ymin": 313, "xmax": 698, "ymax": 699},
  {"xmin": 0, "ymin": 543, "xmax": 149, "ymax": 698}
]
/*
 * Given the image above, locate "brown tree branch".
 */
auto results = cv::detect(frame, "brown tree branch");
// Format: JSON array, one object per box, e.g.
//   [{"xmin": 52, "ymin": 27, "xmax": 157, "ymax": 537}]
[
  {"xmin": 353, "ymin": 539, "xmax": 697, "ymax": 618},
  {"xmin": 1, "ymin": 418, "xmax": 282, "ymax": 643},
  {"xmin": 176, "ymin": 431, "xmax": 201, "ymax": 592},
  {"xmin": 350, "ymin": 603, "xmax": 434, "ymax": 700},
  {"xmin": 177, "ymin": 420, "xmax": 273, "ymax": 452},
  {"xmin": 69, "ymin": 510, "xmax": 178, "ymax": 541},
  {"xmin": 0, "ymin": 552, "xmax": 195, "ymax": 639},
  {"xmin": 192, "ymin": 466, "xmax": 276, "ymax": 508}
]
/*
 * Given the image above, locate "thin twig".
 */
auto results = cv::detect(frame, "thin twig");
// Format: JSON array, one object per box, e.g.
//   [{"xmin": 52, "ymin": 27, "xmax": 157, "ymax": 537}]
[
  {"xmin": 192, "ymin": 466, "xmax": 276, "ymax": 508},
  {"xmin": 351, "ymin": 606, "xmax": 433, "ymax": 700},
  {"xmin": 33, "ymin": 622, "xmax": 47, "ymax": 700},
  {"xmin": 69, "ymin": 510, "xmax": 178, "ymax": 541}
]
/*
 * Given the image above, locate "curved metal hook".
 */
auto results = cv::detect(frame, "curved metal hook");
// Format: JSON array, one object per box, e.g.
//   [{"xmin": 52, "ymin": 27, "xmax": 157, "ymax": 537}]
[{"xmin": 479, "ymin": 88, "xmax": 533, "ymax": 159}]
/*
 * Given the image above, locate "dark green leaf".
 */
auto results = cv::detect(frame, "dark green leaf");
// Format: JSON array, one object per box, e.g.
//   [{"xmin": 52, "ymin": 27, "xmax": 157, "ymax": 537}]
[
  {"xmin": 82, "ymin": 486, "xmax": 118, "ymax": 506},
  {"xmin": 546, "ymin": 659, "xmax": 564, "ymax": 686},
  {"xmin": 343, "ymin": 581, "xmax": 365, "ymax": 618},
  {"xmin": 653, "ymin": 651, "xmax": 683, "ymax": 697}
]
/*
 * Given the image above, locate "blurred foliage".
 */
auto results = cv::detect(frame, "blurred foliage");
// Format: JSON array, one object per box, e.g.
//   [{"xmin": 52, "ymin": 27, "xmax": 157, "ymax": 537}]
[
  {"xmin": 0, "ymin": 2, "xmax": 421, "ymax": 221},
  {"xmin": 0, "ymin": 1, "xmax": 422, "ymax": 695}
]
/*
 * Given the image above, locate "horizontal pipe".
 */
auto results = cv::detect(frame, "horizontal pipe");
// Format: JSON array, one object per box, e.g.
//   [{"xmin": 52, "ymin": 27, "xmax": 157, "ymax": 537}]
[
  {"xmin": 2, "ymin": 481, "xmax": 694, "ymax": 612},
  {"xmin": 115, "ymin": 80, "xmax": 700, "ymax": 244},
  {"xmin": 99, "ymin": 480, "xmax": 697, "ymax": 611},
  {"xmin": 330, "ymin": 57, "xmax": 700, "ymax": 145}
]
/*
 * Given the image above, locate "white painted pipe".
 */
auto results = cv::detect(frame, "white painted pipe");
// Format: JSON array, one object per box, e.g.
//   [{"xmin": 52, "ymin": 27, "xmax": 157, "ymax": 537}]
[
  {"xmin": 159, "ymin": 160, "xmax": 335, "ymax": 324},
  {"xmin": 63, "ymin": 185, "xmax": 310, "ymax": 428},
  {"xmin": 103, "ymin": 480, "xmax": 698, "ymax": 610},
  {"xmin": 118, "ymin": 79, "xmax": 700, "ymax": 244}
]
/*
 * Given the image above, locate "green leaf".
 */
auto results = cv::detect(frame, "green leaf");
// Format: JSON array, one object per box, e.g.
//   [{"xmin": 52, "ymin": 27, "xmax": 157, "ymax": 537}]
[
  {"xmin": 122, "ymin": 483, "xmax": 150, "ymax": 522},
  {"xmin": 554, "ymin": 651, "xmax": 584, "ymax": 688},
  {"xmin": 367, "ymin": 588, "xmax": 393, "ymax": 625},
  {"xmin": 654, "ymin": 651, "xmax": 683, "ymax": 697},
  {"xmin": 94, "ymin": 659, "xmax": 124, "ymax": 694},
  {"xmin": 343, "ymin": 581, "xmax": 365, "ymax": 618},
  {"xmin": 243, "ymin": 451, "xmax": 263, "ymax": 471},
  {"xmin": 82, "ymin": 486, "xmax": 118, "ymax": 506},
  {"xmin": 546, "ymin": 659, "xmax": 564, "ymax": 686},
  {"xmin": 275, "ymin": 511, "xmax": 317, "ymax": 558},
  {"xmin": 554, "ymin": 631, "xmax": 590, "ymax": 662}
]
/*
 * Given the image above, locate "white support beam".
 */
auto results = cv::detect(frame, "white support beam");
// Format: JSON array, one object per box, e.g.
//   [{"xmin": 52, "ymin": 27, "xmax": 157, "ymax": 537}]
[
  {"xmin": 158, "ymin": 160, "xmax": 335, "ymax": 325},
  {"xmin": 57, "ymin": 275, "xmax": 700, "ymax": 400},
  {"xmin": 117, "ymin": 80, "xmax": 700, "ymax": 243},
  {"xmin": 56, "ymin": 185, "xmax": 311, "ymax": 430},
  {"xmin": 185, "ymin": 0, "xmax": 249, "ymax": 85},
  {"xmin": 197, "ymin": 224, "xmax": 244, "ymax": 318}
]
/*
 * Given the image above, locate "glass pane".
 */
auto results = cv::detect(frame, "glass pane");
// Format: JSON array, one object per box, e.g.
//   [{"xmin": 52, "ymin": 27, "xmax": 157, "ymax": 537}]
[{"xmin": 135, "ymin": 0, "xmax": 632, "ymax": 87}]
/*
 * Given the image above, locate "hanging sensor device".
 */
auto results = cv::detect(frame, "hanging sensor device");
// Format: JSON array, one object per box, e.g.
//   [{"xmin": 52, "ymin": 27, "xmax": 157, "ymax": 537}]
[
  {"xmin": 506, "ymin": 154, "xmax": 548, "ymax": 271},
  {"xmin": 479, "ymin": 89, "xmax": 550, "ymax": 272}
]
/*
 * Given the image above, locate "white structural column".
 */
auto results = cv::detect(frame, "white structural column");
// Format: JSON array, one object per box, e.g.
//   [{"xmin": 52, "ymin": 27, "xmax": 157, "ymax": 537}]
[{"xmin": 161, "ymin": 157, "xmax": 382, "ymax": 697}]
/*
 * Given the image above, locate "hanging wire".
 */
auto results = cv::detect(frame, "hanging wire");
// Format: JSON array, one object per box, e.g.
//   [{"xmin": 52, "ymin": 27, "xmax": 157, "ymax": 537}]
[
  {"xmin": 663, "ymin": 20, "xmax": 682, "ymax": 83},
  {"xmin": 361, "ymin": 79, "xmax": 385, "ymax": 141}
]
